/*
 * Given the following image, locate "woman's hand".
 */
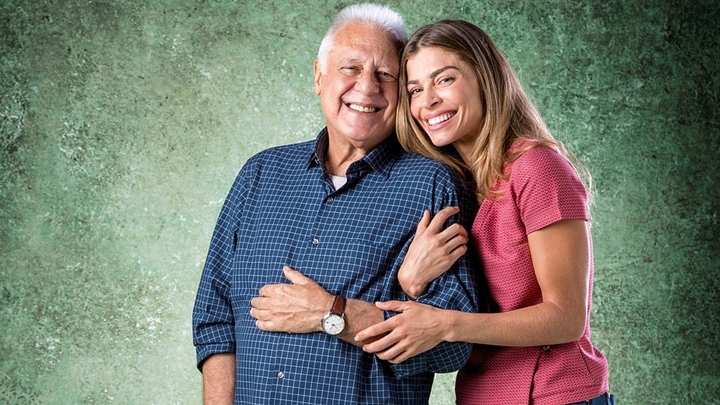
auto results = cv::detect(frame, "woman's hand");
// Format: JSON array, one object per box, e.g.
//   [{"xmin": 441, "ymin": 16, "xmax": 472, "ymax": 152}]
[
  {"xmin": 354, "ymin": 300, "xmax": 452, "ymax": 364},
  {"xmin": 399, "ymin": 206, "xmax": 468, "ymax": 298}
]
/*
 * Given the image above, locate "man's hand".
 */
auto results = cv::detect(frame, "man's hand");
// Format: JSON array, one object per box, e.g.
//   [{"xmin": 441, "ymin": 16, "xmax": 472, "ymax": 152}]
[{"xmin": 250, "ymin": 266, "xmax": 334, "ymax": 333}]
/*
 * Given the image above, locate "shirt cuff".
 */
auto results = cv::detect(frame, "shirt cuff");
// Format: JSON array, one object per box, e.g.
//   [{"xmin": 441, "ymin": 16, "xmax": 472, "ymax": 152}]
[{"xmin": 195, "ymin": 342, "xmax": 236, "ymax": 371}]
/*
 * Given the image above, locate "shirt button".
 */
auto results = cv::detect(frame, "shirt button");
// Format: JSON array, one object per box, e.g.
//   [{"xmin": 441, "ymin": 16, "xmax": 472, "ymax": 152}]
[
  {"xmin": 277, "ymin": 371, "xmax": 285, "ymax": 379},
  {"xmin": 311, "ymin": 238, "xmax": 319, "ymax": 245},
  {"xmin": 327, "ymin": 197, "xmax": 334, "ymax": 203},
  {"xmin": 541, "ymin": 345, "xmax": 551, "ymax": 352}
]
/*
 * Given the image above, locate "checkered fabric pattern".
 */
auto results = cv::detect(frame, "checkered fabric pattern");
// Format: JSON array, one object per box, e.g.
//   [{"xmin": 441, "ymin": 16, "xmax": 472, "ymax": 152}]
[{"xmin": 193, "ymin": 129, "xmax": 479, "ymax": 404}]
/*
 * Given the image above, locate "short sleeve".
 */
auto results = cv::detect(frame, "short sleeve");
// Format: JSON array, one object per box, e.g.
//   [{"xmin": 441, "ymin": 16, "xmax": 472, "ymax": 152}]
[{"xmin": 509, "ymin": 147, "xmax": 588, "ymax": 234}]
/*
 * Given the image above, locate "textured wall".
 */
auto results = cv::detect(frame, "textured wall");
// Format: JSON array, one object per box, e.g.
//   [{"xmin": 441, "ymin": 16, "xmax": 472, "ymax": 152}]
[{"xmin": 1, "ymin": 0, "xmax": 718, "ymax": 403}]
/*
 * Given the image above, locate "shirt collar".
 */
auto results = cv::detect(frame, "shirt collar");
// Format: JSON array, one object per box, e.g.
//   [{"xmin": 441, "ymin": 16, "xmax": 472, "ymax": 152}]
[{"xmin": 307, "ymin": 127, "xmax": 401, "ymax": 179}]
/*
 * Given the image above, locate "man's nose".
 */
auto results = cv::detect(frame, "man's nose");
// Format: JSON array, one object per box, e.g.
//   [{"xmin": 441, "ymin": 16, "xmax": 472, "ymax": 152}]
[{"xmin": 355, "ymin": 70, "xmax": 381, "ymax": 95}]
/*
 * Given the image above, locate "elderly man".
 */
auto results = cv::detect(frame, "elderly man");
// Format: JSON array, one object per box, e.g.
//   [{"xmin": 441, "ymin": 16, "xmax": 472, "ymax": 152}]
[{"xmin": 192, "ymin": 4, "xmax": 478, "ymax": 404}]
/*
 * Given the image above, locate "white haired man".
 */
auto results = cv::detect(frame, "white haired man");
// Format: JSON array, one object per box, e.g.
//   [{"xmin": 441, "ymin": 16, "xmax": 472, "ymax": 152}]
[{"xmin": 192, "ymin": 4, "xmax": 479, "ymax": 404}]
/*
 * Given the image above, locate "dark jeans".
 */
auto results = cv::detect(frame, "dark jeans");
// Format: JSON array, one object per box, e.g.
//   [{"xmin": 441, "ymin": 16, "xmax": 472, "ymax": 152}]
[{"xmin": 568, "ymin": 392, "xmax": 616, "ymax": 405}]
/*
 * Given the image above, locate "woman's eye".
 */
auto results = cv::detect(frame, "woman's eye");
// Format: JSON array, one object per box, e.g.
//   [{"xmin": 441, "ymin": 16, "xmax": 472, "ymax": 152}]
[
  {"xmin": 408, "ymin": 87, "xmax": 422, "ymax": 97},
  {"xmin": 438, "ymin": 76, "xmax": 455, "ymax": 85}
]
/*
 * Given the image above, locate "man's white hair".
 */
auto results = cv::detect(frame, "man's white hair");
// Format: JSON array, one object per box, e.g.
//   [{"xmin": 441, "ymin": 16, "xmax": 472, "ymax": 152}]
[{"xmin": 317, "ymin": 3, "xmax": 408, "ymax": 72}]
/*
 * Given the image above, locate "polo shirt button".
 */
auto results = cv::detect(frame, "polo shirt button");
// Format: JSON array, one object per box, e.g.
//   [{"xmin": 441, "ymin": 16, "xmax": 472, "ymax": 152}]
[
  {"xmin": 327, "ymin": 197, "xmax": 334, "ymax": 203},
  {"xmin": 541, "ymin": 345, "xmax": 551, "ymax": 352},
  {"xmin": 277, "ymin": 371, "xmax": 285, "ymax": 379},
  {"xmin": 311, "ymin": 238, "xmax": 319, "ymax": 245}
]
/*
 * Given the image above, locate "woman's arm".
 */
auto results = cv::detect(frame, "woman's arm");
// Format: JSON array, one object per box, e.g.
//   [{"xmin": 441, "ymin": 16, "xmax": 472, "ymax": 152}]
[
  {"xmin": 450, "ymin": 218, "xmax": 590, "ymax": 345},
  {"xmin": 356, "ymin": 219, "xmax": 590, "ymax": 362}
]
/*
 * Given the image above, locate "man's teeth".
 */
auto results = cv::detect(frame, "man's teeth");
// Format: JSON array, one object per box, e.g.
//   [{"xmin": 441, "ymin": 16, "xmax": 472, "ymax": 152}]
[
  {"xmin": 428, "ymin": 113, "xmax": 454, "ymax": 125},
  {"xmin": 348, "ymin": 103, "xmax": 378, "ymax": 113}
]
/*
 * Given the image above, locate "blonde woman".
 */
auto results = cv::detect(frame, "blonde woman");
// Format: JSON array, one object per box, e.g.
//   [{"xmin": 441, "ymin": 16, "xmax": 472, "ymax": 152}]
[{"xmin": 356, "ymin": 20, "xmax": 613, "ymax": 405}]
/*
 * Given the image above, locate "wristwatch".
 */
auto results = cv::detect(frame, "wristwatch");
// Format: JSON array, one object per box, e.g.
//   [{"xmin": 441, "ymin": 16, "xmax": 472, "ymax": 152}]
[{"xmin": 321, "ymin": 295, "xmax": 346, "ymax": 336}]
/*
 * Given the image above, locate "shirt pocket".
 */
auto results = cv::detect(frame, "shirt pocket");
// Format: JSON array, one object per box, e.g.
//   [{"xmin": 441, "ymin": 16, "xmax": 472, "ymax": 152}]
[{"xmin": 324, "ymin": 235, "xmax": 407, "ymax": 302}]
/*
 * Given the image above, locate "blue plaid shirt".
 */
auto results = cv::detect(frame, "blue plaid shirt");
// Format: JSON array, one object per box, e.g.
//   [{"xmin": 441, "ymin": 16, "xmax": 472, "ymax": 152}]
[{"xmin": 193, "ymin": 129, "xmax": 479, "ymax": 404}]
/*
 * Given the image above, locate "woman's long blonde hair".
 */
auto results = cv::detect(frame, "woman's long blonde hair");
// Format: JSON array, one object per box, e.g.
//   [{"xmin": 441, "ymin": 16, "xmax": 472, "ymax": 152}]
[{"xmin": 397, "ymin": 20, "xmax": 592, "ymax": 204}]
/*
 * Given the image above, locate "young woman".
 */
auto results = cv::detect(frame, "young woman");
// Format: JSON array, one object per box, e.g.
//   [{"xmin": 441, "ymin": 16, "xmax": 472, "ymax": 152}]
[{"xmin": 355, "ymin": 20, "xmax": 613, "ymax": 405}]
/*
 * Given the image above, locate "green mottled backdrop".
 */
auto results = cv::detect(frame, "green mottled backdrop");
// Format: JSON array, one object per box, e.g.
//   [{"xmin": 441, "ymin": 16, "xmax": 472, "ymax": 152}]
[{"xmin": 1, "ymin": 0, "xmax": 718, "ymax": 403}]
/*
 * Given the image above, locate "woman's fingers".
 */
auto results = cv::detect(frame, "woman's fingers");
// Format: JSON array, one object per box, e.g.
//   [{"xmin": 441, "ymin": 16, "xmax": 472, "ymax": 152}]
[
  {"xmin": 415, "ymin": 210, "xmax": 431, "ymax": 234},
  {"xmin": 426, "ymin": 206, "xmax": 460, "ymax": 232}
]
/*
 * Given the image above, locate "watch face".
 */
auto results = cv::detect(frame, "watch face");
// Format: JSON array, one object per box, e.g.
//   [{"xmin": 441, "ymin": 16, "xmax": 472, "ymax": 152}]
[{"xmin": 322, "ymin": 313, "xmax": 345, "ymax": 336}]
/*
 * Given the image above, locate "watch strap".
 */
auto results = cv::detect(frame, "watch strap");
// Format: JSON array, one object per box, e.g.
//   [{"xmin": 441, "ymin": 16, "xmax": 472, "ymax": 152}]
[{"xmin": 330, "ymin": 295, "xmax": 346, "ymax": 316}]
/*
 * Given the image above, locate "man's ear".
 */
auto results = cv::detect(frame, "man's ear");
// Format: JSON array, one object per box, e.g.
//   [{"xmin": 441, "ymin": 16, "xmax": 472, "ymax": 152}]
[{"xmin": 313, "ymin": 59, "xmax": 322, "ymax": 95}]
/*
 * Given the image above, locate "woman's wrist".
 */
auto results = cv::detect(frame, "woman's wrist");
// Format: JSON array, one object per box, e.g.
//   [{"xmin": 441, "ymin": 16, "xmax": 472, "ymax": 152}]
[
  {"xmin": 398, "ymin": 267, "xmax": 429, "ymax": 299},
  {"xmin": 442, "ymin": 310, "xmax": 466, "ymax": 343}
]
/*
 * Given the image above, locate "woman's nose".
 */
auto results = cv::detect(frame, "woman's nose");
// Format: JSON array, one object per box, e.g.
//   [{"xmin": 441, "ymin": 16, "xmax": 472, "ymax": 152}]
[{"xmin": 420, "ymin": 88, "xmax": 440, "ymax": 108}]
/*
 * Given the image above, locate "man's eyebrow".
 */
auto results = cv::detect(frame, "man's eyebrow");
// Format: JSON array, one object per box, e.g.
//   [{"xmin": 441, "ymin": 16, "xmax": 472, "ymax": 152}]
[
  {"xmin": 339, "ymin": 58, "xmax": 398, "ymax": 70},
  {"xmin": 406, "ymin": 65, "xmax": 459, "ymax": 85},
  {"xmin": 336, "ymin": 57, "xmax": 359, "ymax": 65}
]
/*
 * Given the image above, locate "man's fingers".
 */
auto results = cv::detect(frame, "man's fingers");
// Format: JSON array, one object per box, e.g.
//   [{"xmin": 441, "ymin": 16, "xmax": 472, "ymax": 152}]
[
  {"xmin": 250, "ymin": 307, "xmax": 269, "ymax": 321},
  {"xmin": 283, "ymin": 265, "xmax": 311, "ymax": 285},
  {"xmin": 251, "ymin": 295, "xmax": 273, "ymax": 310},
  {"xmin": 255, "ymin": 318, "xmax": 278, "ymax": 332},
  {"xmin": 258, "ymin": 283, "xmax": 283, "ymax": 297}
]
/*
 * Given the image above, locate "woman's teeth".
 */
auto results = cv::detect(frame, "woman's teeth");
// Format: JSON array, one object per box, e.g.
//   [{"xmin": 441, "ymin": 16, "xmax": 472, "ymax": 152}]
[{"xmin": 428, "ymin": 112, "xmax": 454, "ymax": 125}]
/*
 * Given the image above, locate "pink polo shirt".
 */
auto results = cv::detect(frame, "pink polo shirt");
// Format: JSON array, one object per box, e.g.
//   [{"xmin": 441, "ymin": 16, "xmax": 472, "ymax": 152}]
[{"xmin": 456, "ymin": 144, "xmax": 609, "ymax": 405}]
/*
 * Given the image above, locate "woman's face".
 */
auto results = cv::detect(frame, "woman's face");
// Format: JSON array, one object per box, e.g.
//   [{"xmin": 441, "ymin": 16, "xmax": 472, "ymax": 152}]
[{"xmin": 406, "ymin": 46, "xmax": 483, "ymax": 157}]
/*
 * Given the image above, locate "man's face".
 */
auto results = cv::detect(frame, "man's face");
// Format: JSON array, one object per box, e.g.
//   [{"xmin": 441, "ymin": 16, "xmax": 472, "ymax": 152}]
[{"xmin": 314, "ymin": 22, "xmax": 400, "ymax": 151}]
